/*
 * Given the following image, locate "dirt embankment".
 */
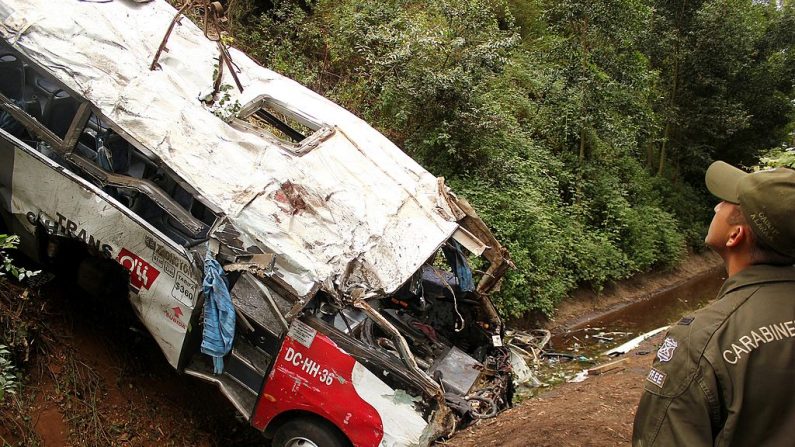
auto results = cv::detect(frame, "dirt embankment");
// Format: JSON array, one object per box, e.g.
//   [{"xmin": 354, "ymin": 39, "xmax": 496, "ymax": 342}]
[
  {"xmin": 0, "ymin": 280, "xmax": 260, "ymax": 447},
  {"xmin": 0, "ymin": 251, "xmax": 724, "ymax": 447}
]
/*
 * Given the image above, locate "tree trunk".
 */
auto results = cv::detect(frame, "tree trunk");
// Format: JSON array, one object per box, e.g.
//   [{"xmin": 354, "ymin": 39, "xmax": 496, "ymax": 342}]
[
  {"xmin": 658, "ymin": 122, "xmax": 670, "ymax": 176},
  {"xmin": 579, "ymin": 127, "xmax": 587, "ymax": 162},
  {"xmin": 578, "ymin": 17, "xmax": 590, "ymax": 165},
  {"xmin": 658, "ymin": 4, "xmax": 684, "ymax": 177}
]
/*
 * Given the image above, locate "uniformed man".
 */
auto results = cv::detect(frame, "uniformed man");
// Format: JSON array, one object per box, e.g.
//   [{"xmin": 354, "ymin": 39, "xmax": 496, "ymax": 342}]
[{"xmin": 633, "ymin": 161, "xmax": 795, "ymax": 446}]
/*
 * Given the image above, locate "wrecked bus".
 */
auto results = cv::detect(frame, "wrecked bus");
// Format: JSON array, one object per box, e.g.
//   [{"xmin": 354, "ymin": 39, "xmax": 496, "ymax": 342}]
[{"xmin": 0, "ymin": 1, "xmax": 514, "ymax": 445}]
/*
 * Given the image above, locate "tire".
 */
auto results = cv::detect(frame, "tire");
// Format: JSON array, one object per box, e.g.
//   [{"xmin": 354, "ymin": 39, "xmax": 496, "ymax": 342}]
[{"xmin": 271, "ymin": 416, "xmax": 350, "ymax": 447}]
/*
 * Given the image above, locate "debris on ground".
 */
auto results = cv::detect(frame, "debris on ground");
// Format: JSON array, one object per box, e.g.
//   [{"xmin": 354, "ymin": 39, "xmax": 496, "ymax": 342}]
[
  {"xmin": 505, "ymin": 329, "xmax": 551, "ymax": 388},
  {"xmin": 603, "ymin": 326, "xmax": 669, "ymax": 357},
  {"xmin": 449, "ymin": 332, "xmax": 668, "ymax": 447},
  {"xmin": 566, "ymin": 370, "xmax": 589, "ymax": 383},
  {"xmin": 587, "ymin": 358, "xmax": 629, "ymax": 375}
]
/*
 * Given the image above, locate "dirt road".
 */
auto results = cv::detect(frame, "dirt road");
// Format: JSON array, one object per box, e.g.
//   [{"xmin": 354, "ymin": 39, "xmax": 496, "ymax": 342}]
[{"xmin": 446, "ymin": 333, "xmax": 664, "ymax": 447}]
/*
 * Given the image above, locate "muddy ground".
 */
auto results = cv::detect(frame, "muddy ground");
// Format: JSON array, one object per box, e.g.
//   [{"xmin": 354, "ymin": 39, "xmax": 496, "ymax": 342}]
[{"xmin": 0, "ymin": 252, "xmax": 722, "ymax": 447}]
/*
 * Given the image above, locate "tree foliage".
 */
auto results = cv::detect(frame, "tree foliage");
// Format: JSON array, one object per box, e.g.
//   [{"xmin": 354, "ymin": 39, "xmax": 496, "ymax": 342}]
[{"xmin": 226, "ymin": 0, "xmax": 795, "ymax": 317}]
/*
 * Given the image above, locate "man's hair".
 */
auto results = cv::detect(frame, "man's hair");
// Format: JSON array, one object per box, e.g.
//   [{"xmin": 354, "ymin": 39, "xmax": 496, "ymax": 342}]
[{"xmin": 729, "ymin": 207, "xmax": 795, "ymax": 265}]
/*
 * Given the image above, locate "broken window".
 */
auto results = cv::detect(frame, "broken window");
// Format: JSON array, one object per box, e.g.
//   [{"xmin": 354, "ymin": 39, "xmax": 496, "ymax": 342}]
[
  {"xmin": 0, "ymin": 49, "xmax": 86, "ymax": 151},
  {"xmin": 0, "ymin": 44, "xmax": 215, "ymax": 246},
  {"xmin": 232, "ymin": 95, "xmax": 334, "ymax": 155},
  {"xmin": 69, "ymin": 113, "xmax": 216, "ymax": 245},
  {"xmin": 0, "ymin": 54, "xmax": 25, "ymax": 139}
]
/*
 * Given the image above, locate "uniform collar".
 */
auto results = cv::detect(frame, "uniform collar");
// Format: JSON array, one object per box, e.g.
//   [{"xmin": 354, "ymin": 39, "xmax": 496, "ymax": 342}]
[{"xmin": 718, "ymin": 264, "xmax": 795, "ymax": 297}]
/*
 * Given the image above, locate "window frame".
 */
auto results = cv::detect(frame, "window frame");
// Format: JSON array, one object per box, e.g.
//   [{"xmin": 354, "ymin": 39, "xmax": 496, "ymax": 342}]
[
  {"xmin": 0, "ymin": 44, "xmax": 219, "ymax": 243},
  {"xmin": 231, "ymin": 94, "xmax": 335, "ymax": 156}
]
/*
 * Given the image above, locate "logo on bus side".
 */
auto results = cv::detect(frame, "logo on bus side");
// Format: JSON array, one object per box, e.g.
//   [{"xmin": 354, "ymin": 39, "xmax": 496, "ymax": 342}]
[{"xmin": 117, "ymin": 248, "xmax": 160, "ymax": 293}]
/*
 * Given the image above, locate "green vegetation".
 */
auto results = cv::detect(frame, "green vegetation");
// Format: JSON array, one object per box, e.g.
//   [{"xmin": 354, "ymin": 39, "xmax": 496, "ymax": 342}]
[
  {"xmin": 0, "ymin": 344, "xmax": 16, "ymax": 402},
  {"xmin": 0, "ymin": 235, "xmax": 23, "ymax": 403},
  {"xmin": 761, "ymin": 148, "xmax": 795, "ymax": 168},
  {"xmin": 0, "ymin": 234, "xmax": 40, "ymax": 403},
  {"xmin": 1, "ymin": 235, "xmax": 38, "ymax": 281},
  {"xmin": 222, "ymin": 0, "xmax": 794, "ymax": 317}
]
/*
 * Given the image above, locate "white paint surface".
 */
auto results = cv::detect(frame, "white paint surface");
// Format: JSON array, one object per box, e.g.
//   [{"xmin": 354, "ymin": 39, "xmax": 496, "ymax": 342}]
[
  {"xmin": 351, "ymin": 362, "xmax": 427, "ymax": 447},
  {"xmin": 9, "ymin": 145, "xmax": 195, "ymax": 367}
]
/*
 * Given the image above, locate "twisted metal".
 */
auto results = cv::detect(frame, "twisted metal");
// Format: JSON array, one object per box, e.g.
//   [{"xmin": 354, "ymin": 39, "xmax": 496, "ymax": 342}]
[{"xmin": 149, "ymin": 0, "xmax": 243, "ymax": 98}]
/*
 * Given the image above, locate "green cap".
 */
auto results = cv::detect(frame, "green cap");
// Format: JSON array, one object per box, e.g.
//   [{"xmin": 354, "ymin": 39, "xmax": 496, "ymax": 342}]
[{"xmin": 705, "ymin": 161, "xmax": 795, "ymax": 257}]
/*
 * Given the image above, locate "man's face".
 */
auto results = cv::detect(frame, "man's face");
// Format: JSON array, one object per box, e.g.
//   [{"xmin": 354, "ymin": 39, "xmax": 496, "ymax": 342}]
[{"xmin": 705, "ymin": 201, "xmax": 739, "ymax": 254}]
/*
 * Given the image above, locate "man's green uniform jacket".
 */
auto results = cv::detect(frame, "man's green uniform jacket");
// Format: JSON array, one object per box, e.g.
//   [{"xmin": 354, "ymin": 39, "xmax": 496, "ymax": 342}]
[{"xmin": 633, "ymin": 264, "xmax": 795, "ymax": 446}]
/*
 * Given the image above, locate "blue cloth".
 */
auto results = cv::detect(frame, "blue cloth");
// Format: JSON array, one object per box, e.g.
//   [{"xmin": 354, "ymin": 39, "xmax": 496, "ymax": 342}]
[
  {"xmin": 201, "ymin": 250, "xmax": 235, "ymax": 374},
  {"xmin": 442, "ymin": 240, "xmax": 475, "ymax": 292}
]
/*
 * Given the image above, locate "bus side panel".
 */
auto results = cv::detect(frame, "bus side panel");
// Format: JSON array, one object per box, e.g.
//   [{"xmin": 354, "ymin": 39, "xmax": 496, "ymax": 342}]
[
  {"xmin": 5, "ymin": 136, "xmax": 199, "ymax": 368},
  {"xmin": 0, "ymin": 134, "xmax": 12, "ymax": 214},
  {"xmin": 252, "ymin": 321, "xmax": 385, "ymax": 447}
]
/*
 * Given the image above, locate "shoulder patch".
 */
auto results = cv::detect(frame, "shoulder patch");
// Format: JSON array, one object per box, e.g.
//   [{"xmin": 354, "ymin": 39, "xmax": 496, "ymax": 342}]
[
  {"xmin": 646, "ymin": 367, "xmax": 667, "ymax": 388},
  {"xmin": 677, "ymin": 316, "xmax": 695, "ymax": 325},
  {"xmin": 656, "ymin": 337, "xmax": 678, "ymax": 362}
]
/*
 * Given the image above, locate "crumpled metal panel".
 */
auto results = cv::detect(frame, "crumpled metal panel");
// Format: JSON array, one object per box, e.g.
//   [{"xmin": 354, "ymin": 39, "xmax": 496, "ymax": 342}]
[
  {"xmin": 0, "ymin": 0, "xmax": 459, "ymax": 298},
  {"xmin": 230, "ymin": 272, "xmax": 292, "ymax": 337},
  {"xmin": 428, "ymin": 346, "xmax": 483, "ymax": 396}
]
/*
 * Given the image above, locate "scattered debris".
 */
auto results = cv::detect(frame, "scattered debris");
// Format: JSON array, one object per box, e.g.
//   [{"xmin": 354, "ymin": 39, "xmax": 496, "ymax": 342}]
[
  {"xmin": 567, "ymin": 370, "xmax": 589, "ymax": 383},
  {"xmin": 542, "ymin": 352, "xmax": 576, "ymax": 360},
  {"xmin": 506, "ymin": 329, "xmax": 551, "ymax": 365},
  {"xmin": 590, "ymin": 331, "xmax": 631, "ymax": 343},
  {"xmin": 587, "ymin": 358, "xmax": 629, "ymax": 376},
  {"xmin": 509, "ymin": 347, "xmax": 541, "ymax": 388},
  {"xmin": 603, "ymin": 326, "xmax": 669, "ymax": 357}
]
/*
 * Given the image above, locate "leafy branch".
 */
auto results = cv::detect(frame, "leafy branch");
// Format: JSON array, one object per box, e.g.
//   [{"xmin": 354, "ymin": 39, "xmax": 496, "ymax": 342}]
[{"xmin": 0, "ymin": 234, "xmax": 39, "ymax": 281}]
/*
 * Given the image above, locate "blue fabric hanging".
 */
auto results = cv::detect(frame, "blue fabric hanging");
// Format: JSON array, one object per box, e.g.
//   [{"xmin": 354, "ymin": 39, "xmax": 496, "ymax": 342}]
[
  {"xmin": 201, "ymin": 249, "xmax": 235, "ymax": 374},
  {"xmin": 442, "ymin": 240, "xmax": 475, "ymax": 292}
]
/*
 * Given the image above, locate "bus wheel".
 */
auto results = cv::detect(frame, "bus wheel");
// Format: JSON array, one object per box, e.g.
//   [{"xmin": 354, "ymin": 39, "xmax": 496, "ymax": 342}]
[{"xmin": 271, "ymin": 416, "xmax": 350, "ymax": 447}]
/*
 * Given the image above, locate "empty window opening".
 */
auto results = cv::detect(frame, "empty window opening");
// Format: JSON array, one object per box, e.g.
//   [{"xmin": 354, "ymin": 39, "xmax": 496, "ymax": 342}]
[
  {"xmin": 234, "ymin": 95, "xmax": 333, "ymax": 154},
  {"xmin": 69, "ymin": 113, "xmax": 216, "ymax": 245},
  {"xmin": 0, "ymin": 51, "xmax": 79, "ymax": 141},
  {"xmin": 246, "ymin": 107, "xmax": 314, "ymax": 143}
]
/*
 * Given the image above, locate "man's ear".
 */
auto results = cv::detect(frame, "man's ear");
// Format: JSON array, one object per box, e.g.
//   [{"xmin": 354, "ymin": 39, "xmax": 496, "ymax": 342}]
[{"xmin": 726, "ymin": 224, "xmax": 748, "ymax": 248}]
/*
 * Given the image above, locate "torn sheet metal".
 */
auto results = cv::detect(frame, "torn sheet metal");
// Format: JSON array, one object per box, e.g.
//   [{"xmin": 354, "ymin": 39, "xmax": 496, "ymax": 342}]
[
  {"xmin": 0, "ymin": 0, "xmax": 458, "ymax": 300},
  {"xmin": 230, "ymin": 272, "xmax": 291, "ymax": 336},
  {"xmin": 452, "ymin": 227, "xmax": 487, "ymax": 257},
  {"xmin": 509, "ymin": 347, "xmax": 541, "ymax": 387}
]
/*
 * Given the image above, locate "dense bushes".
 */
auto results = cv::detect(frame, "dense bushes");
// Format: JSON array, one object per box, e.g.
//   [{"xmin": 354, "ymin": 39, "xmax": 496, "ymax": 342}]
[{"xmin": 223, "ymin": 0, "xmax": 794, "ymax": 317}]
